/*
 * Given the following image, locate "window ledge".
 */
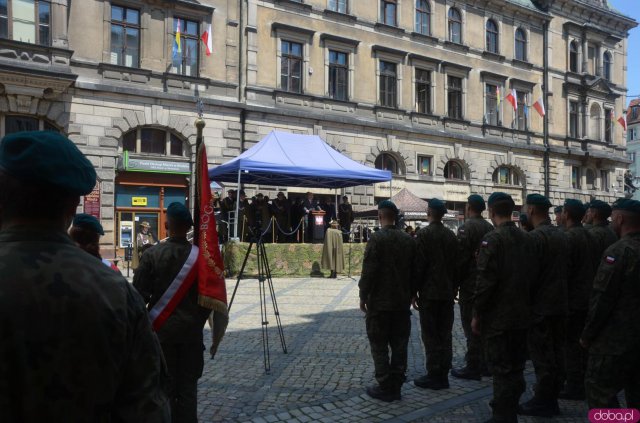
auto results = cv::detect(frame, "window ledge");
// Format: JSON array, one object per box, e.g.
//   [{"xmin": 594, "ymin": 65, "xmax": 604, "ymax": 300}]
[
  {"xmin": 410, "ymin": 111, "xmax": 440, "ymax": 120},
  {"xmin": 275, "ymin": 0, "xmax": 312, "ymax": 11},
  {"xmin": 163, "ymin": 72, "xmax": 208, "ymax": 85},
  {"xmin": 98, "ymin": 62, "xmax": 151, "ymax": 76},
  {"xmin": 444, "ymin": 178, "xmax": 471, "ymax": 185},
  {"xmin": 323, "ymin": 96, "xmax": 358, "ymax": 107},
  {"xmin": 273, "ymin": 89, "xmax": 310, "ymax": 99},
  {"xmin": 493, "ymin": 183, "xmax": 523, "ymax": 188},
  {"xmin": 482, "ymin": 51, "xmax": 505, "ymax": 62},
  {"xmin": 374, "ymin": 22, "xmax": 406, "ymax": 35},
  {"xmin": 322, "ymin": 9, "xmax": 357, "ymax": 22},
  {"xmin": 442, "ymin": 116, "xmax": 471, "ymax": 125},
  {"xmin": 511, "ymin": 59, "xmax": 533, "ymax": 69},
  {"xmin": 374, "ymin": 105, "xmax": 406, "ymax": 113},
  {"xmin": 410, "ymin": 32, "xmax": 439, "ymax": 44},
  {"xmin": 443, "ymin": 40, "xmax": 469, "ymax": 52}
]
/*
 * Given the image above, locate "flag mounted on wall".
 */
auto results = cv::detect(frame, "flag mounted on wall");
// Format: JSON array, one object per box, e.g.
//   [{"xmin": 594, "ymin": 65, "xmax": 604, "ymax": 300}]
[
  {"xmin": 506, "ymin": 89, "xmax": 517, "ymax": 111},
  {"xmin": 533, "ymin": 97, "xmax": 545, "ymax": 117},
  {"xmin": 618, "ymin": 114, "xmax": 627, "ymax": 131},
  {"xmin": 201, "ymin": 23, "xmax": 212, "ymax": 56}
]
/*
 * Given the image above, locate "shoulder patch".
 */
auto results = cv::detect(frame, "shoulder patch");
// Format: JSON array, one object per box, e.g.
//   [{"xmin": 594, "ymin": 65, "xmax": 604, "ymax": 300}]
[
  {"xmin": 481, "ymin": 240, "xmax": 489, "ymax": 247},
  {"xmin": 604, "ymin": 255, "xmax": 616, "ymax": 264}
]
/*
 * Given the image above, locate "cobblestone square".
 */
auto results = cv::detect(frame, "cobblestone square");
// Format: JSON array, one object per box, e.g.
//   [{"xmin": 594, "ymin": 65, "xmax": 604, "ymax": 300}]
[{"xmin": 199, "ymin": 277, "xmax": 591, "ymax": 422}]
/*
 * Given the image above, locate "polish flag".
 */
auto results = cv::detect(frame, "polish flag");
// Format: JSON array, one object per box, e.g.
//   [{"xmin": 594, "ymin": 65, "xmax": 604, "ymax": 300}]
[
  {"xmin": 533, "ymin": 97, "xmax": 545, "ymax": 117},
  {"xmin": 617, "ymin": 114, "xmax": 627, "ymax": 131},
  {"xmin": 201, "ymin": 24, "xmax": 212, "ymax": 56},
  {"xmin": 505, "ymin": 89, "xmax": 517, "ymax": 111}
]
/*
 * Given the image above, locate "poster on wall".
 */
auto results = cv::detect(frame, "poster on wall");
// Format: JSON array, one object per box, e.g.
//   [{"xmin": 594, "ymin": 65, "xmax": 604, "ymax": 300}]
[{"xmin": 84, "ymin": 182, "xmax": 101, "ymax": 219}]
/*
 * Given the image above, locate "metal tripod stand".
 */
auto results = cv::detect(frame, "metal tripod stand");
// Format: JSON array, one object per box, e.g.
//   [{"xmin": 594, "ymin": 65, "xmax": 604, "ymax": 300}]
[{"xmin": 228, "ymin": 237, "xmax": 288, "ymax": 373}]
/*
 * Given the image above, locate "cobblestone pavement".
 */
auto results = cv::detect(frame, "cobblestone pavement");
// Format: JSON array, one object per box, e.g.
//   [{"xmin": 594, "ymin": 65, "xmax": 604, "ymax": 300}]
[{"xmin": 198, "ymin": 277, "xmax": 592, "ymax": 423}]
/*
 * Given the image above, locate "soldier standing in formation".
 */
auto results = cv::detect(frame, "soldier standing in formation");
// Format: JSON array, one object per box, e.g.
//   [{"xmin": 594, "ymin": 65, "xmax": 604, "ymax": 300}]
[
  {"xmin": 338, "ymin": 196, "xmax": 354, "ymax": 242},
  {"xmin": 451, "ymin": 194, "xmax": 493, "ymax": 381},
  {"xmin": 413, "ymin": 198, "xmax": 458, "ymax": 390},
  {"xmin": 69, "ymin": 213, "xmax": 121, "ymax": 273},
  {"xmin": 581, "ymin": 198, "xmax": 640, "ymax": 409},
  {"xmin": 0, "ymin": 131, "xmax": 169, "ymax": 421},
  {"xmin": 518, "ymin": 194, "xmax": 568, "ymax": 417},
  {"xmin": 359, "ymin": 200, "xmax": 416, "ymax": 402},
  {"xmin": 554, "ymin": 205, "xmax": 564, "ymax": 227},
  {"xmin": 586, "ymin": 200, "xmax": 619, "ymax": 260},
  {"xmin": 560, "ymin": 199, "xmax": 596, "ymax": 400},
  {"xmin": 133, "ymin": 202, "xmax": 211, "ymax": 423},
  {"xmin": 472, "ymin": 192, "xmax": 534, "ymax": 423},
  {"xmin": 272, "ymin": 191, "xmax": 291, "ymax": 242}
]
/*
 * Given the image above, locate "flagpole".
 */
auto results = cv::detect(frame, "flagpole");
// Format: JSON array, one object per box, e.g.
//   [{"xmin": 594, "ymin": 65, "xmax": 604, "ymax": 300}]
[{"xmin": 194, "ymin": 98, "xmax": 205, "ymax": 245}]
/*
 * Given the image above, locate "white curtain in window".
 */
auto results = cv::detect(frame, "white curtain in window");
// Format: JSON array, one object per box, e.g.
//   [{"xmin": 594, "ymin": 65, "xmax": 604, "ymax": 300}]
[{"xmin": 13, "ymin": 0, "xmax": 36, "ymax": 43}]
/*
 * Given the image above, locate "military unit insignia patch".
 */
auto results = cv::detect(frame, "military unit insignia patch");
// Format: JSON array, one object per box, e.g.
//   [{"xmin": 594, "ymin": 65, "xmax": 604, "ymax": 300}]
[
  {"xmin": 605, "ymin": 256, "xmax": 616, "ymax": 264},
  {"xmin": 481, "ymin": 240, "xmax": 489, "ymax": 247}
]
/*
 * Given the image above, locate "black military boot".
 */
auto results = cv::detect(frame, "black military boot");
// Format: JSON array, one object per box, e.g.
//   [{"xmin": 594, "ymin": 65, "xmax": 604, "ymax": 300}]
[
  {"xmin": 518, "ymin": 397, "xmax": 561, "ymax": 417},
  {"xmin": 558, "ymin": 384, "xmax": 585, "ymax": 400},
  {"xmin": 366, "ymin": 384, "xmax": 401, "ymax": 402},
  {"xmin": 451, "ymin": 366, "xmax": 481, "ymax": 381},
  {"xmin": 414, "ymin": 375, "xmax": 450, "ymax": 390}
]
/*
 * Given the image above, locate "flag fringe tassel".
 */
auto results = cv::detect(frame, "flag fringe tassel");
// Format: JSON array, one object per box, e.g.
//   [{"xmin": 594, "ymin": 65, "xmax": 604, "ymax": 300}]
[{"xmin": 198, "ymin": 295, "xmax": 228, "ymax": 315}]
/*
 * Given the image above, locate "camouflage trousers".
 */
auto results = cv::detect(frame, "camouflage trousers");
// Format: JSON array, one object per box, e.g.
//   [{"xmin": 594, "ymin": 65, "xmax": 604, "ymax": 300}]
[
  {"xmin": 528, "ymin": 315, "xmax": 565, "ymax": 400},
  {"xmin": 564, "ymin": 311, "xmax": 588, "ymax": 391},
  {"xmin": 418, "ymin": 300, "xmax": 454, "ymax": 379},
  {"xmin": 162, "ymin": 342, "xmax": 205, "ymax": 423},
  {"xmin": 365, "ymin": 310, "xmax": 411, "ymax": 390},
  {"xmin": 459, "ymin": 300, "xmax": 484, "ymax": 372},
  {"xmin": 585, "ymin": 351, "xmax": 640, "ymax": 409},
  {"xmin": 485, "ymin": 329, "xmax": 527, "ymax": 422}
]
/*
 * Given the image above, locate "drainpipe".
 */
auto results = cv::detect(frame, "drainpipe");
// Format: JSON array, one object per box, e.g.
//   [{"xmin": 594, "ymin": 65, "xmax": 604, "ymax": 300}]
[{"xmin": 543, "ymin": 19, "xmax": 550, "ymax": 197}]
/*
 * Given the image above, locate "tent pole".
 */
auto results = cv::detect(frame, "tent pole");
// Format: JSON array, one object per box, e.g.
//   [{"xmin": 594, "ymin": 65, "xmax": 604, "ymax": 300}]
[
  {"xmin": 234, "ymin": 167, "xmax": 241, "ymax": 240},
  {"xmin": 389, "ymin": 179, "xmax": 392, "ymax": 199},
  {"xmin": 335, "ymin": 189, "xmax": 338, "ymax": 223}
]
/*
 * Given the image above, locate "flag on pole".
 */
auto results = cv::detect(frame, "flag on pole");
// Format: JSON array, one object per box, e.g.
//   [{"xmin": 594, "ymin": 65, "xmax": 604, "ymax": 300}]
[
  {"xmin": 618, "ymin": 114, "xmax": 627, "ymax": 131},
  {"xmin": 176, "ymin": 20, "xmax": 182, "ymax": 53},
  {"xmin": 201, "ymin": 23, "xmax": 212, "ymax": 56},
  {"xmin": 524, "ymin": 94, "xmax": 529, "ymax": 120},
  {"xmin": 172, "ymin": 20, "xmax": 182, "ymax": 63},
  {"xmin": 533, "ymin": 97, "xmax": 545, "ymax": 117},
  {"xmin": 506, "ymin": 88, "xmax": 517, "ymax": 111},
  {"xmin": 496, "ymin": 86, "xmax": 501, "ymax": 107}
]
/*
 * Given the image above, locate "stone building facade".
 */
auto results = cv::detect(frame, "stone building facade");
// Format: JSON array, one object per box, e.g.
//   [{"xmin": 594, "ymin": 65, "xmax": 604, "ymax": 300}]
[
  {"xmin": 627, "ymin": 99, "xmax": 640, "ymax": 200},
  {"xmin": 0, "ymin": 0, "xmax": 636, "ymax": 256}
]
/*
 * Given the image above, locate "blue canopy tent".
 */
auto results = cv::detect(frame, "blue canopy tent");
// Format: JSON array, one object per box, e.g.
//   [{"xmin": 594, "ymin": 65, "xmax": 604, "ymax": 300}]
[{"xmin": 208, "ymin": 131, "xmax": 392, "ymax": 238}]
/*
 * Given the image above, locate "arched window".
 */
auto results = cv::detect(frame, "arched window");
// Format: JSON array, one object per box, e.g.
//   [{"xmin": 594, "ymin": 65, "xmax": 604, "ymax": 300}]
[
  {"xmin": 415, "ymin": 0, "xmax": 430, "ymax": 35},
  {"xmin": 448, "ymin": 8, "xmax": 462, "ymax": 44},
  {"xmin": 603, "ymin": 52, "xmax": 612, "ymax": 81},
  {"xmin": 444, "ymin": 160, "xmax": 465, "ymax": 180},
  {"xmin": 375, "ymin": 152, "xmax": 404, "ymax": 175},
  {"xmin": 492, "ymin": 166, "xmax": 521, "ymax": 186},
  {"xmin": 569, "ymin": 41, "xmax": 578, "ymax": 72},
  {"xmin": 586, "ymin": 168, "xmax": 596, "ymax": 190},
  {"xmin": 122, "ymin": 128, "xmax": 187, "ymax": 157},
  {"xmin": 486, "ymin": 19, "xmax": 498, "ymax": 53},
  {"xmin": 515, "ymin": 28, "xmax": 527, "ymax": 61},
  {"xmin": 590, "ymin": 103, "xmax": 601, "ymax": 141}
]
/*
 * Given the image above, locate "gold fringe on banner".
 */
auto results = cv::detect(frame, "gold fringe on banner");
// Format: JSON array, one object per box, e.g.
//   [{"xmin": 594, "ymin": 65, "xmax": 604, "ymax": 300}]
[{"xmin": 198, "ymin": 295, "xmax": 228, "ymax": 315}]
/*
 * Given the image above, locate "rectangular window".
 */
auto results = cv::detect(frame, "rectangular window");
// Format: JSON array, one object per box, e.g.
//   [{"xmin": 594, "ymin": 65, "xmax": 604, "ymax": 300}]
[
  {"xmin": 418, "ymin": 155, "xmax": 432, "ymax": 176},
  {"xmin": 569, "ymin": 101, "xmax": 579, "ymax": 138},
  {"xmin": 110, "ymin": 5, "xmax": 140, "ymax": 68},
  {"xmin": 415, "ymin": 69, "xmax": 431, "ymax": 114},
  {"xmin": 588, "ymin": 45, "xmax": 596, "ymax": 75},
  {"xmin": 2, "ymin": 0, "xmax": 50, "ymax": 45},
  {"xmin": 485, "ymin": 84, "xmax": 499, "ymax": 126},
  {"xmin": 380, "ymin": 0, "xmax": 396, "ymax": 26},
  {"xmin": 171, "ymin": 17, "xmax": 199, "ymax": 77},
  {"xmin": 0, "ymin": 0, "xmax": 7, "ymax": 39},
  {"xmin": 497, "ymin": 167, "xmax": 510, "ymax": 184},
  {"xmin": 447, "ymin": 76, "xmax": 462, "ymax": 119},
  {"xmin": 571, "ymin": 166, "xmax": 581, "ymax": 189},
  {"xmin": 328, "ymin": 50, "xmax": 348, "ymax": 101},
  {"xmin": 328, "ymin": 0, "xmax": 347, "ymax": 13},
  {"xmin": 140, "ymin": 128, "xmax": 166, "ymax": 155},
  {"xmin": 516, "ymin": 91, "xmax": 527, "ymax": 131},
  {"xmin": 600, "ymin": 170, "xmax": 609, "ymax": 192},
  {"xmin": 281, "ymin": 40, "xmax": 303, "ymax": 93},
  {"xmin": 5, "ymin": 115, "xmax": 38, "ymax": 134},
  {"xmin": 379, "ymin": 61, "xmax": 397, "ymax": 108},
  {"xmin": 604, "ymin": 109, "xmax": 612, "ymax": 143}
]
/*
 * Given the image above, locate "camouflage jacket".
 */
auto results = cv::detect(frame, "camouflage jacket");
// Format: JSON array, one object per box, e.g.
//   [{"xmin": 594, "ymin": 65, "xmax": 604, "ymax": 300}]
[
  {"xmin": 473, "ymin": 221, "xmax": 534, "ymax": 336},
  {"xmin": 359, "ymin": 225, "xmax": 417, "ymax": 311},
  {"xmin": 133, "ymin": 237, "xmax": 211, "ymax": 344},
  {"xmin": 456, "ymin": 216, "xmax": 494, "ymax": 302},
  {"xmin": 565, "ymin": 224, "xmax": 597, "ymax": 312},
  {"xmin": 0, "ymin": 227, "xmax": 169, "ymax": 422},
  {"xmin": 582, "ymin": 232, "xmax": 640, "ymax": 355},
  {"xmin": 588, "ymin": 223, "xmax": 618, "ymax": 263},
  {"xmin": 415, "ymin": 221, "xmax": 459, "ymax": 302},
  {"xmin": 528, "ymin": 222, "xmax": 569, "ymax": 317}
]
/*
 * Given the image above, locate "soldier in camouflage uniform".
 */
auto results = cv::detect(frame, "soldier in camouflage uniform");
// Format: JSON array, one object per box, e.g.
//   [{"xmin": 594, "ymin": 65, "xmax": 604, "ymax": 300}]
[
  {"xmin": 472, "ymin": 192, "xmax": 534, "ymax": 423},
  {"xmin": 581, "ymin": 198, "xmax": 640, "ymax": 409},
  {"xmin": 413, "ymin": 198, "xmax": 458, "ymax": 390},
  {"xmin": 554, "ymin": 205, "xmax": 564, "ymax": 227},
  {"xmin": 586, "ymin": 200, "xmax": 618, "ymax": 262},
  {"xmin": 518, "ymin": 194, "xmax": 568, "ymax": 417},
  {"xmin": 134, "ymin": 202, "xmax": 212, "ymax": 423},
  {"xmin": 359, "ymin": 200, "xmax": 416, "ymax": 402},
  {"xmin": 451, "ymin": 194, "xmax": 493, "ymax": 381},
  {"xmin": 0, "ymin": 131, "xmax": 169, "ymax": 422},
  {"xmin": 559, "ymin": 199, "xmax": 597, "ymax": 400}
]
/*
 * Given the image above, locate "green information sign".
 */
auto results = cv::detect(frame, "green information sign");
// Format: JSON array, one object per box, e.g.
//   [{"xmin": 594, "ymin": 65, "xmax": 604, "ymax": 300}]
[{"xmin": 123, "ymin": 152, "xmax": 191, "ymax": 175}]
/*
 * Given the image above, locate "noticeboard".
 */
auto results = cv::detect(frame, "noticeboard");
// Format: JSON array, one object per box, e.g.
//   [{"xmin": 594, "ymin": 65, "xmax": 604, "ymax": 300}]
[{"xmin": 83, "ymin": 183, "xmax": 101, "ymax": 219}]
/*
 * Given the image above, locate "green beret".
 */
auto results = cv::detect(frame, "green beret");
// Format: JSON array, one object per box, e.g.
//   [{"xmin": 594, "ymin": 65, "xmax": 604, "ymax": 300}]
[
  {"xmin": 378, "ymin": 200, "xmax": 399, "ymax": 215},
  {"xmin": 554, "ymin": 206, "xmax": 563, "ymax": 214},
  {"xmin": 612, "ymin": 198, "xmax": 640, "ymax": 214},
  {"xmin": 588, "ymin": 200, "xmax": 612, "ymax": 215},
  {"xmin": 564, "ymin": 199, "xmax": 585, "ymax": 212},
  {"xmin": 0, "ymin": 131, "xmax": 96, "ymax": 196},
  {"xmin": 428, "ymin": 198, "xmax": 447, "ymax": 214},
  {"xmin": 526, "ymin": 194, "xmax": 552, "ymax": 208},
  {"xmin": 488, "ymin": 192, "xmax": 514, "ymax": 207},
  {"xmin": 72, "ymin": 213, "xmax": 104, "ymax": 236},
  {"xmin": 467, "ymin": 194, "xmax": 486, "ymax": 211},
  {"xmin": 167, "ymin": 202, "xmax": 193, "ymax": 226}
]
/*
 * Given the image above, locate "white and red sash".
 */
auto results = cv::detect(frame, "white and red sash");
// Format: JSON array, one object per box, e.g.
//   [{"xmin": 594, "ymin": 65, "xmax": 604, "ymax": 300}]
[{"xmin": 149, "ymin": 245, "xmax": 199, "ymax": 331}]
